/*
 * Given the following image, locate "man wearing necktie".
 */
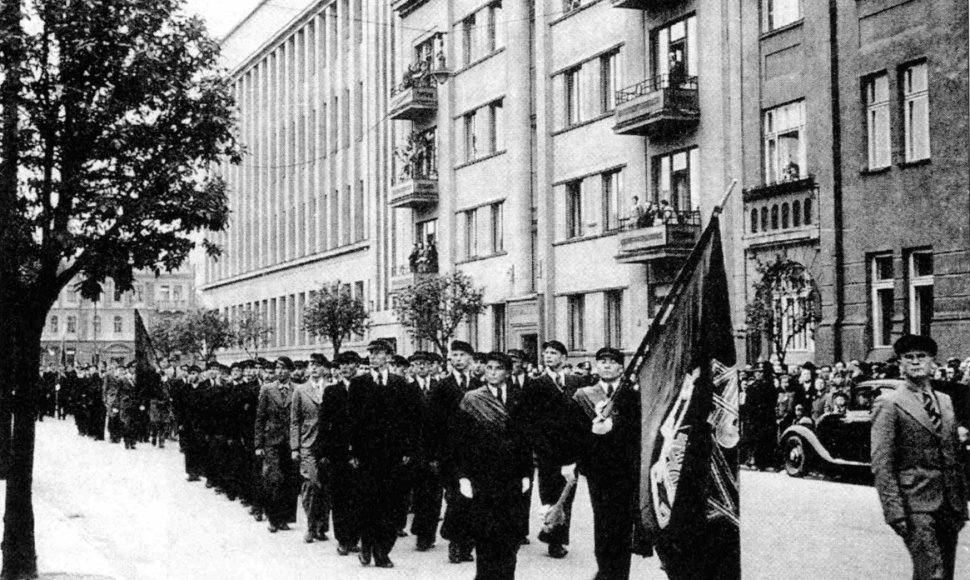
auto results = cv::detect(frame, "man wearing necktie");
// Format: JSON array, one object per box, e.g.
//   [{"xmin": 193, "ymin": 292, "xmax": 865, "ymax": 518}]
[
  {"xmin": 408, "ymin": 351, "xmax": 443, "ymax": 551},
  {"xmin": 522, "ymin": 339, "xmax": 581, "ymax": 558},
  {"xmin": 291, "ymin": 353, "xmax": 332, "ymax": 543},
  {"xmin": 313, "ymin": 351, "xmax": 363, "ymax": 555},
  {"xmin": 454, "ymin": 351, "xmax": 532, "ymax": 580},
  {"xmin": 348, "ymin": 340, "xmax": 422, "ymax": 568},
  {"xmin": 571, "ymin": 347, "xmax": 641, "ymax": 580},
  {"xmin": 255, "ymin": 356, "xmax": 301, "ymax": 533},
  {"xmin": 872, "ymin": 335, "xmax": 968, "ymax": 580},
  {"xmin": 507, "ymin": 348, "xmax": 534, "ymax": 545}
]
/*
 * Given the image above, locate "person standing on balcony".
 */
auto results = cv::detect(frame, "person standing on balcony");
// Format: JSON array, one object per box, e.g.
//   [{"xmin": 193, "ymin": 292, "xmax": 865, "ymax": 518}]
[
  {"xmin": 668, "ymin": 51, "xmax": 686, "ymax": 88},
  {"xmin": 630, "ymin": 196, "xmax": 647, "ymax": 228}
]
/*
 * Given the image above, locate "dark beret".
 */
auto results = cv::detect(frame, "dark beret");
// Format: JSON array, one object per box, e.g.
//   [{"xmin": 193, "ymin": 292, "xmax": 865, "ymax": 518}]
[
  {"xmin": 367, "ymin": 339, "xmax": 394, "ymax": 354},
  {"xmin": 293, "ymin": 360, "xmax": 309, "ymax": 369},
  {"xmin": 473, "ymin": 352, "xmax": 488, "ymax": 363},
  {"xmin": 542, "ymin": 340, "xmax": 568, "ymax": 356},
  {"xmin": 392, "ymin": 355, "xmax": 410, "ymax": 367},
  {"xmin": 309, "ymin": 353, "xmax": 330, "ymax": 367},
  {"xmin": 484, "ymin": 351, "xmax": 512, "ymax": 370},
  {"xmin": 334, "ymin": 351, "xmax": 361, "ymax": 365},
  {"xmin": 275, "ymin": 356, "xmax": 294, "ymax": 370},
  {"xmin": 801, "ymin": 361, "xmax": 817, "ymax": 371},
  {"xmin": 408, "ymin": 351, "xmax": 432, "ymax": 363},
  {"xmin": 187, "ymin": 365, "xmax": 202, "ymax": 373},
  {"xmin": 450, "ymin": 340, "xmax": 474, "ymax": 355},
  {"xmin": 893, "ymin": 334, "xmax": 937, "ymax": 357},
  {"xmin": 595, "ymin": 347, "xmax": 624, "ymax": 364},
  {"xmin": 507, "ymin": 349, "xmax": 527, "ymax": 361},
  {"xmin": 229, "ymin": 362, "xmax": 243, "ymax": 370}
]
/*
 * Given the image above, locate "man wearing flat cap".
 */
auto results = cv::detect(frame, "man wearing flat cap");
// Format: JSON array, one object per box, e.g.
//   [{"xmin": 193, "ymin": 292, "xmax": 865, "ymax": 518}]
[
  {"xmin": 434, "ymin": 339, "xmax": 480, "ymax": 563},
  {"xmin": 571, "ymin": 347, "xmax": 641, "ymax": 580},
  {"xmin": 521, "ymin": 339, "xmax": 582, "ymax": 558},
  {"xmin": 347, "ymin": 340, "xmax": 422, "ymax": 568},
  {"xmin": 171, "ymin": 364, "xmax": 208, "ymax": 482},
  {"xmin": 255, "ymin": 356, "xmax": 301, "ymax": 533},
  {"xmin": 872, "ymin": 334, "xmax": 968, "ymax": 579}
]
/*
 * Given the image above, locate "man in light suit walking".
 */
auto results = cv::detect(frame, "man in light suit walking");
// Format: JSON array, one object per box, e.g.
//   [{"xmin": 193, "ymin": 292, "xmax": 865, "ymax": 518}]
[
  {"xmin": 291, "ymin": 353, "xmax": 332, "ymax": 543},
  {"xmin": 872, "ymin": 334, "xmax": 968, "ymax": 580}
]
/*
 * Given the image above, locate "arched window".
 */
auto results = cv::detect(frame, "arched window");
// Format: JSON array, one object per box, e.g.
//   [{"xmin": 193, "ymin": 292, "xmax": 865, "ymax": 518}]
[
  {"xmin": 113, "ymin": 316, "xmax": 123, "ymax": 333},
  {"xmin": 771, "ymin": 205, "xmax": 779, "ymax": 230},
  {"xmin": 781, "ymin": 203, "xmax": 790, "ymax": 229},
  {"xmin": 803, "ymin": 198, "xmax": 812, "ymax": 224},
  {"xmin": 760, "ymin": 207, "xmax": 768, "ymax": 232},
  {"xmin": 792, "ymin": 200, "xmax": 801, "ymax": 227},
  {"xmin": 751, "ymin": 209, "xmax": 758, "ymax": 233}
]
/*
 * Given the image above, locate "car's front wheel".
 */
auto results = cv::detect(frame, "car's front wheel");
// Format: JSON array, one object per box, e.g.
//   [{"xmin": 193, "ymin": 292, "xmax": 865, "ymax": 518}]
[{"xmin": 783, "ymin": 434, "xmax": 812, "ymax": 477}]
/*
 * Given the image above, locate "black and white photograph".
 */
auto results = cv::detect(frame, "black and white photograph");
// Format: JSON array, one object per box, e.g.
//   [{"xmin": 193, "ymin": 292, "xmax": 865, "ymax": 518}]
[{"xmin": 0, "ymin": 0, "xmax": 968, "ymax": 579}]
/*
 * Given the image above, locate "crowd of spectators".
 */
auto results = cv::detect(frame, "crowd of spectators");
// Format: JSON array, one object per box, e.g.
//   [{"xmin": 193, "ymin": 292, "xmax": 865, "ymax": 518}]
[{"xmin": 739, "ymin": 355, "xmax": 970, "ymax": 471}]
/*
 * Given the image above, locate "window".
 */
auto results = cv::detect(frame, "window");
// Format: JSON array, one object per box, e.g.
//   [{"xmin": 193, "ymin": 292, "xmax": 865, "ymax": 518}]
[
  {"xmin": 466, "ymin": 312, "xmax": 479, "ymax": 349},
  {"xmin": 871, "ymin": 255, "xmax": 894, "ymax": 347},
  {"xmin": 566, "ymin": 180, "xmax": 583, "ymax": 239},
  {"xmin": 417, "ymin": 219, "xmax": 438, "ymax": 245},
  {"xmin": 172, "ymin": 285, "xmax": 183, "ymax": 302},
  {"xmin": 763, "ymin": 0, "xmax": 802, "ymax": 32},
  {"xmin": 415, "ymin": 37, "xmax": 435, "ymax": 70},
  {"xmin": 602, "ymin": 169, "xmax": 623, "ymax": 232},
  {"xmin": 134, "ymin": 283, "xmax": 145, "ymax": 304},
  {"xmin": 775, "ymin": 293, "xmax": 814, "ymax": 352},
  {"xmin": 653, "ymin": 15, "xmax": 697, "ymax": 85},
  {"xmin": 764, "ymin": 100, "xmax": 806, "ymax": 184},
  {"xmin": 654, "ymin": 148, "xmax": 699, "ymax": 213},
  {"xmin": 901, "ymin": 62, "xmax": 930, "ymax": 162},
  {"xmin": 567, "ymin": 295, "xmax": 585, "ymax": 351},
  {"xmin": 605, "ymin": 290, "xmax": 623, "ymax": 348},
  {"xmin": 490, "ymin": 203, "xmax": 504, "ymax": 253},
  {"xmin": 565, "ymin": 67, "xmax": 581, "ymax": 126},
  {"xmin": 600, "ymin": 50, "xmax": 620, "ymax": 113},
  {"xmin": 488, "ymin": 100, "xmax": 504, "ymax": 153},
  {"xmin": 113, "ymin": 284, "xmax": 123, "ymax": 302},
  {"xmin": 463, "ymin": 210, "xmax": 479, "ymax": 259},
  {"xmin": 864, "ymin": 73, "xmax": 891, "ymax": 169},
  {"xmin": 113, "ymin": 316, "xmax": 123, "ymax": 333},
  {"xmin": 563, "ymin": 0, "xmax": 582, "ymax": 13},
  {"xmin": 66, "ymin": 287, "xmax": 77, "ymax": 303},
  {"xmin": 486, "ymin": 2, "xmax": 500, "ymax": 54},
  {"xmin": 463, "ymin": 110, "xmax": 477, "ymax": 161},
  {"xmin": 462, "ymin": 15, "xmax": 476, "ymax": 66},
  {"xmin": 93, "ymin": 316, "xmax": 101, "ymax": 335},
  {"xmin": 493, "ymin": 304, "xmax": 507, "ymax": 351},
  {"xmin": 908, "ymin": 250, "xmax": 933, "ymax": 335},
  {"xmin": 67, "ymin": 316, "xmax": 77, "ymax": 334},
  {"xmin": 158, "ymin": 285, "xmax": 170, "ymax": 302},
  {"xmin": 49, "ymin": 316, "xmax": 58, "ymax": 333}
]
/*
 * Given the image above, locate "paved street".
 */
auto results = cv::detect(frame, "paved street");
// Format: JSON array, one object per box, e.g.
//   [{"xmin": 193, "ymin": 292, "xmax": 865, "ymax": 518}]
[{"xmin": 2, "ymin": 419, "xmax": 969, "ymax": 579}]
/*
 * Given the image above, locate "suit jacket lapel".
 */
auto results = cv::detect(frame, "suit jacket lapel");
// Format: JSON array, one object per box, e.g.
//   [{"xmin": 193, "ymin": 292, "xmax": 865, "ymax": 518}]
[{"xmin": 896, "ymin": 385, "xmax": 940, "ymax": 437}]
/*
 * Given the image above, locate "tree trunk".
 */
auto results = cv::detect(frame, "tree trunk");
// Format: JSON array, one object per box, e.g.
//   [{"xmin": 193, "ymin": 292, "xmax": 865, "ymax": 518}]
[{"xmin": 0, "ymin": 300, "xmax": 43, "ymax": 580}]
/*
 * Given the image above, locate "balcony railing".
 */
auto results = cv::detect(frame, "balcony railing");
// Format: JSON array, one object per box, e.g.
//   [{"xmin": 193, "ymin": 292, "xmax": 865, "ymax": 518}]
[
  {"xmin": 155, "ymin": 299, "xmax": 190, "ymax": 311},
  {"xmin": 613, "ymin": 74, "xmax": 700, "ymax": 137},
  {"xmin": 390, "ymin": 61, "xmax": 449, "ymax": 121},
  {"xmin": 742, "ymin": 175, "xmax": 819, "ymax": 246},
  {"xmin": 615, "ymin": 210, "xmax": 701, "ymax": 264},
  {"xmin": 390, "ymin": 169, "xmax": 439, "ymax": 209}
]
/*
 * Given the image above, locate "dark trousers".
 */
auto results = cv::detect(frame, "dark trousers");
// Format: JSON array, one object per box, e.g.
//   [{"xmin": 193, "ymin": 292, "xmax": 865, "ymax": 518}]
[
  {"xmin": 410, "ymin": 462, "xmax": 443, "ymax": 542},
  {"xmin": 441, "ymin": 485, "xmax": 474, "ymax": 549},
  {"xmin": 262, "ymin": 444, "xmax": 300, "ymax": 526},
  {"xmin": 537, "ymin": 463, "xmax": 574, "ymax": 546},
  {"xmin": 90, "ymin": 405, "xmax": 105, "ymax": 440},
  {"xmin": 182, "ymin": 430, "xmax": 205, "ymax": 477},
  {"xmin": 588, "ymin": 474, "xmax": 635, "ymax": 580},
  {"xmin": 357, "ymin": 462, "xmax": 399, "ymax": 557},
  {"xmin": 905, "ymin": 511, "xmax": 963, "ymax": 580},
  {"xmin": 475, "ymin": 536, "xmax": 520, "ymax": 580},
  {"xmin": 330, "ymin": 460, "xmax": 360, "ymax": 546}
]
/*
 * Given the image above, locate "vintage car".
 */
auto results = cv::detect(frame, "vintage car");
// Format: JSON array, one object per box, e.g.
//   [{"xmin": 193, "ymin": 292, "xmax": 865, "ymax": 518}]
[{"xmin": 780, "ymin": 379, "xmax": 903, "ymax": 477}]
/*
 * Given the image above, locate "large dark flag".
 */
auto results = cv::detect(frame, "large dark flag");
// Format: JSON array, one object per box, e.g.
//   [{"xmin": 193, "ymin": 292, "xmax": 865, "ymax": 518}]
[
  {"xmin": 636, "ymin": 213, "xmax": 740, "ymax": 579},
  {"xmin": 134, "ymin": 310, "xmax": 158, "ymax": 387}
]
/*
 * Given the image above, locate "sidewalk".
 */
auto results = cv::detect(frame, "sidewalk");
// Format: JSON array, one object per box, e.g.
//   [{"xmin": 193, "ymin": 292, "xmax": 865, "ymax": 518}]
[{"xmin": 0, "ymin": 479, "xmax": 121, "ymax": 580}]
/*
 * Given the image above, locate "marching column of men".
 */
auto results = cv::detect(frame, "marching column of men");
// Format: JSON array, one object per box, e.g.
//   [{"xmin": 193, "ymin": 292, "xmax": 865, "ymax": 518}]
[{"xmin": 50, "ymin": 337, "xmax": 647, "ymax": 580}]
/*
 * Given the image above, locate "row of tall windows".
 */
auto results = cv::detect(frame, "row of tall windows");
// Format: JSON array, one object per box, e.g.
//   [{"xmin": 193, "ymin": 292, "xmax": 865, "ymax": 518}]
[{"xmin": 48, "ymin": 315, "xmax": 124, "ymax": 335}]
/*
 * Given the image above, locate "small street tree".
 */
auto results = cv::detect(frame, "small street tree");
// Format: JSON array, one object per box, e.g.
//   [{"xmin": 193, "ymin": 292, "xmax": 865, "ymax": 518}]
[
  {"xmin": 393, "ymin": 271, "xmax": 485, "ymax": 358},
  {"xmin": 148, "ymin": 314, "xmax": 184, "ymax": 361},
  {"xmin": 303, "ymin": 282, "xmax": 370, "ymax": 357},
  {"xmin": 0, "ymin": 2, "xmax": 238, "ymax": 577},
  {"xmin": 745, "ymin": 256, "xmax": 821, "ymax": 368},
  {"xmin": 232, "ymin": 309, "xmax": 273, "ymax": 359},
  {"xmin": 179, "ymin": 310, "xmax": 235, "ymax": 362}
]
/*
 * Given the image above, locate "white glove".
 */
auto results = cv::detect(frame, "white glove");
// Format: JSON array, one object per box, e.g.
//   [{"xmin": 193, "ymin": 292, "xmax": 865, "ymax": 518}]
[
  {"xmin": 459, "ymin": 478, "xmax": 473, "ymax": 498},
  {"xmin": 560, "ymin": 463, "xmax": 577, "ymax": 483},
  {"xmin": 521, "ymin": 477, "xmax": 530, "ymax": 493}
]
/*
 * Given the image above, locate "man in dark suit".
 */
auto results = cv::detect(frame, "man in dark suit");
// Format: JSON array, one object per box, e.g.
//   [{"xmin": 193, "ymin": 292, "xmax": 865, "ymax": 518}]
[
  {"xmin": 171, "ymin": 365, "xmax": 206, "ymax": 481},
  {"xmin": 872, "ymin": 334, "xmax": 968, "ymax": 580},
  {"xmin": 348, "ymin": 340, "xmax": 422, "ymax": 568},
  {"xmin": 508, "ymin": 348, "xmax": 533, "ymax": 545},
  {"xmin": 433, "ymin": 340, "xmax": 480, "ymax": 564},
  {"xmin": 571, "ymin": 347, "xmax": 641, "ymax": 580},
  {"xmin": 454, "ymin": 351, "xmax": 533, "ymax": 580},
  {"xmin": 314, "ymin": 350, "xmax": 362, "ymax": 556},
  {"xmin": 255, "ymin": 356, "xmax": 300, "ymax": 533},
  {"xmin": 524, "ymin": 339, "xmax": 582, "ymax": 558},
  {"xmin": 408, "ymin": 350, "xmax": 442, "ymax": 551}
]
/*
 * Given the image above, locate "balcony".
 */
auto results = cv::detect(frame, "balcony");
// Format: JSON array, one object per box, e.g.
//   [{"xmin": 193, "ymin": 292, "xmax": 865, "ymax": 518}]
[
  {"xmin": 155, "ymin": 299, "xmax": 190, "ymax": 312},
  {"xmin": 615, "ymin": 210, "xmax": 701, "ymax": 264},
  {"xmin": 390, "ymin": 58, "xmax": 450, "ymax": 121},
  {"xmin": 390, "ymin": 266, "xmax": 434, "ymax": 293},
  {"xmin": 391, "ymin": 0, "xmax": 431, "ymax": 17},
  {"xmin": 742, "ymin": 175, "xmax": 820, "ymax": 248},
  {"xmin": 613, "ymin": 75, "xmax": 700, "ymax": 137},
  {"xmin": 611, "ymin": 0, "xmax": 672, "ymax": 8}
]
